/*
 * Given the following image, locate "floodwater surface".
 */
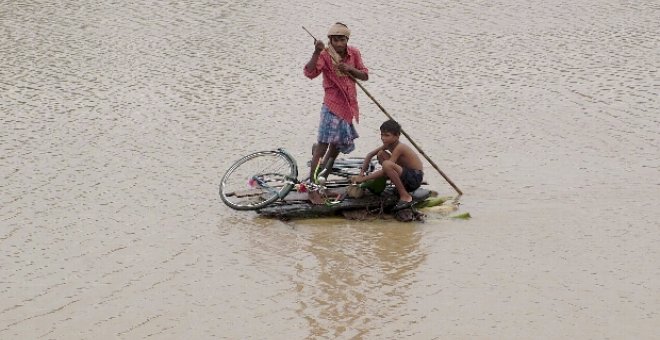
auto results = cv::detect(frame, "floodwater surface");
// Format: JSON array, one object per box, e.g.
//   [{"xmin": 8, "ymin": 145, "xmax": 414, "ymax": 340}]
[{"xmin": 1, "ymin": 0, "xmax": 658, "ymax": 339}]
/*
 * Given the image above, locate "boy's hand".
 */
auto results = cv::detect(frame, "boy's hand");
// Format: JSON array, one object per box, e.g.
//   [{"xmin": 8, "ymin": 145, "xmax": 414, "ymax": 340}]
[
  {"xmin": 350, "ymin": 175, "xmax": 364, "ymax": 184},
  {"xmin": 314, "ymin": 39, "xmax": 325, "ymax": 53}
]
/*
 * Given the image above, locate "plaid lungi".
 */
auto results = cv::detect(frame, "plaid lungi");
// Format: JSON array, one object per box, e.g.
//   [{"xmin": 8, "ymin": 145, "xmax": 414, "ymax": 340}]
[{"xmin": 317, "ymin": 104, "xmax": 359, "ymax": 154}]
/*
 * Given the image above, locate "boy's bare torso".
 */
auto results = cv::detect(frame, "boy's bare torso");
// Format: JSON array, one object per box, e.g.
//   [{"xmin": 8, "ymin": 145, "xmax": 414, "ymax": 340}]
[{"xmin": 385, "ymin": 142, "xmax": 423, "ymax": 171}]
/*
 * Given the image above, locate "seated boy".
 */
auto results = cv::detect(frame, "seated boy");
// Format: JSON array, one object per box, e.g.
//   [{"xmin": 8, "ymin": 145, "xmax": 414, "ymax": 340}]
[{"xmin": 351, "ymin": 119, "xmax": 424, "ymax": 210}]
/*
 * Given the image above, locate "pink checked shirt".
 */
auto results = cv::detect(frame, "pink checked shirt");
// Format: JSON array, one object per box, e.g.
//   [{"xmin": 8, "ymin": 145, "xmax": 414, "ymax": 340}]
[{"xmin": 304, "ymin": 46, "xmax": 368, "ymax": 123}]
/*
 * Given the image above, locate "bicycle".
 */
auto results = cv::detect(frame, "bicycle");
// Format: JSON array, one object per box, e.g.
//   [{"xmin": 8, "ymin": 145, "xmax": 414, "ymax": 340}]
[{"xmin": 219, "ymin": 148, "xmax": 378, "ymax": 210}]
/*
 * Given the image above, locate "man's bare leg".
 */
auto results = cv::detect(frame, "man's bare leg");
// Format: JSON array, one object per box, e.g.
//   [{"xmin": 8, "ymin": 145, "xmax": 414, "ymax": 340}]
[
  {"xmin": 308, "ymin": 142, "xmax": 329, "ymax": 204},
  {"xmin": 318, "ymin": 144, "xmax": 339, "ymax": 181},
  {"xmin": 310, "ymin": 142, "xmax": 329, "ymax": 180}
]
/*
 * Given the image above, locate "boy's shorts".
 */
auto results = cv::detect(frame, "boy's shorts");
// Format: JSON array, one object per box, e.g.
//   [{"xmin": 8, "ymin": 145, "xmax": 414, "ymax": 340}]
[
  {"xmin": 317, "ymin": 105, "xmax": 358, "ymax": 154},
  {"xmin": 401, "ymin": 168, "xmax": 423, "ymax": 192}
]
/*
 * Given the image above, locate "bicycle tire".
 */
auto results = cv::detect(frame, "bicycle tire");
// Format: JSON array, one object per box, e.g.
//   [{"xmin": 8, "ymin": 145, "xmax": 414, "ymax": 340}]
[{"xmin": 219, "ymin": 149, "xmax": 298, "ymax": 210}]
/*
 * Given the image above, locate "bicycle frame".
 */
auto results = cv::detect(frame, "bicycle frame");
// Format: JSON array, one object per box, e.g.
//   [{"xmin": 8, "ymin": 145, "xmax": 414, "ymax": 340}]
[{"xmin": 220, "ymin": 148, "xmax": 378, "ymax": 210}]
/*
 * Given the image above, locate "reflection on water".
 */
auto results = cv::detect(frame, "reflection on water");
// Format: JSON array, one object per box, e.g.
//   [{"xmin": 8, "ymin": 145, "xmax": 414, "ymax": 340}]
[
  {"xmin": 2, "ymin": 0, "xmax": 659, "ymax": 338},
  {"xmin": 291, "ymin": 222, "xmax": 424, "ymax": 338}
]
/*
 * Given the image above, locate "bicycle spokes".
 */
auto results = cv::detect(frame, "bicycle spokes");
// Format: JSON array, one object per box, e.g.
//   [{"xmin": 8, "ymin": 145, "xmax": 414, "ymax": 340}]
[{"xmin": 220, "ymin": 150, "xmax": 298, "ymax": 210}]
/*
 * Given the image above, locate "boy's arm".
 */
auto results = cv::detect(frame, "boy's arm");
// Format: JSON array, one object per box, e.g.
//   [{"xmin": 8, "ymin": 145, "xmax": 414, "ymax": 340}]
[
  {"xmin": 352, "ymin": 170, "xmax": 379, "ymax": 184},
  {"xmin": 388, "ymin": 144, "xmax": 404, "ymax": 164},
  {"xmin": 360, "ymin": 146, "xmax": 384, "ymax": 176}
]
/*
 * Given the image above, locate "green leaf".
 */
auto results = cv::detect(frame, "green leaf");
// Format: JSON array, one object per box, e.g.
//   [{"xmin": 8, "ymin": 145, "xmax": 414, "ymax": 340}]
[
  {"xmin": 451, "ymin": 212, "xmax": 471, "ymax": 219},
  {"xmin": 418, "ymin": 196, "xmax": 452, "ymax": 208}
]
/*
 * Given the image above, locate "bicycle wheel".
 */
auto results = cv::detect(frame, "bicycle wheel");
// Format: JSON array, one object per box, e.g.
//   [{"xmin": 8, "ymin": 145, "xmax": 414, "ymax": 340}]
[{"xmin": 220, "ymin": 149, "xmax": 298, "ymax": 210}]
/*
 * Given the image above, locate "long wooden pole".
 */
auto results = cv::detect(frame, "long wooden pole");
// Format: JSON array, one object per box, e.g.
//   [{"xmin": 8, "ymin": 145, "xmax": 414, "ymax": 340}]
[
  {"xmin": 302, "ymin": 26, "xmax": 463, "ymax": 196},
  {"xmin": 354, "ymin": 82, "xmax": 463, "ymax": 195}
]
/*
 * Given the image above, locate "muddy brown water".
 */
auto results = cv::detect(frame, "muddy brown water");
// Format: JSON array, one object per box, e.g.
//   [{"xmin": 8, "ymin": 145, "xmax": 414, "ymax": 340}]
[{"xmin": 2, "ymin": 0, "xmax": 658, "ymax": 338}]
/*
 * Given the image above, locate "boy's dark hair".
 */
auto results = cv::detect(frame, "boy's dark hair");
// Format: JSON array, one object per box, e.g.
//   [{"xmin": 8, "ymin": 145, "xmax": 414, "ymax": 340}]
[{"xmin": 380, "ymin": 119, "xmax": 401, "ymax": 135}]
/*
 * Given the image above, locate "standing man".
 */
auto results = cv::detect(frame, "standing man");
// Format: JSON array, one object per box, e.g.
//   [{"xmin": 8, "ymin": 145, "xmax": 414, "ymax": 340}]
[{"xmin": 304, "ymin": 22, "xmax": 369, "ymax": 203}]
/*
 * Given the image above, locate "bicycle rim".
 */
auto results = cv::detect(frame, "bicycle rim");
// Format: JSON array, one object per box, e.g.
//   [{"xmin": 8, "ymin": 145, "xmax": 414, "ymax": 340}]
[{"xmin": 219, "ymin": 150, "xmax": 297, "ymax": 210}]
